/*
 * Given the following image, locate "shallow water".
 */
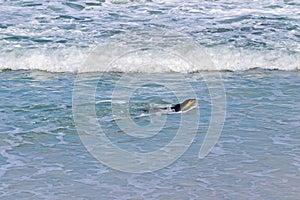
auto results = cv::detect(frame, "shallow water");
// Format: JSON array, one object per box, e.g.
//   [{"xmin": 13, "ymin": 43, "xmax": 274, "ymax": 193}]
[{"xmin": 1, "ymin": 70, "xmax": 300, "ymax": 199}]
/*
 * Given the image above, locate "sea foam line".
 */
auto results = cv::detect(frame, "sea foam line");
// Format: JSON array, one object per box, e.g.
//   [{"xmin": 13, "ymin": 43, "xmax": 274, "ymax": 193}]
[{"xmin": 0, "ymin": 46, "xmax": 299, "ymax": 73}]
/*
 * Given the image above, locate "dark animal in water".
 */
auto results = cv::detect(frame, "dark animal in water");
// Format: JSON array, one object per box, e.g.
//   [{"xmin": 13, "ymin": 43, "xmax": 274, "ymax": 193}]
[
  {"xmin": 170, "ymin": 99, "xmax": 196, "ymax": 112},
  {"xmin": 145, "ymin": 99, "xmax": 196, "ymax": 113}
]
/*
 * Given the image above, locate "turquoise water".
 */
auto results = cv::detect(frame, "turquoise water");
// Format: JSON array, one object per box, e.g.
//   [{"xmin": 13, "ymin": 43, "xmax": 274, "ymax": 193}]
[
  {"xmin": 1, "ymin": 0, "xmax": 300, "ymax": 199},
  {"xmin": 1, "ymin": 70, "xmax": 300, "ymax": 199}
]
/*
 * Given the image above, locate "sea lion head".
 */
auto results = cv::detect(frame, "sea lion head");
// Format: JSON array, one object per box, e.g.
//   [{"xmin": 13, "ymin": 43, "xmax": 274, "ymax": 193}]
[{"xmin": 180, "ymin": 99, "xmax": 196, "ymax": 111}]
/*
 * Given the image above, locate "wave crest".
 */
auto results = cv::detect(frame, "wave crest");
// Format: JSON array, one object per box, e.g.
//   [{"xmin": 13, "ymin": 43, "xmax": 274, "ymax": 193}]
[{"xmin": 0, "ymin": 45, "xmax": 299, "ymax": 73}]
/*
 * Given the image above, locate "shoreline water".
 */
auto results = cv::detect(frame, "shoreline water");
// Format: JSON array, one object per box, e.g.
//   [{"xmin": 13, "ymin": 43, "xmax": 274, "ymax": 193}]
[
  {"xmin": 1, "ymin": 0, "xmax": 300, "ymax": 199},
  {"xmin": 1, "ymin": 69, "xmax": 300, "ymax": 198}
]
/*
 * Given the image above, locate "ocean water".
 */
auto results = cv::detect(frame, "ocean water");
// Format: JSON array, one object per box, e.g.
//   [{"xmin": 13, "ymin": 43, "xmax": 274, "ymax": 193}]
[{"xmin": 1, "ymin": 0, "xmax": 300, "ymax": 199}]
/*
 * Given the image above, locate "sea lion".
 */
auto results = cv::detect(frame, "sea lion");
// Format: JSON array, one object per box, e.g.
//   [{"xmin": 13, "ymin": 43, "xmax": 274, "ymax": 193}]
[
  {"xmin": 146, "ymin": 99, "xmax": 196, "ymax": 113},
  {"xmin": 170, "ymin": 98, "xmax": 196, "ymax": 112}
]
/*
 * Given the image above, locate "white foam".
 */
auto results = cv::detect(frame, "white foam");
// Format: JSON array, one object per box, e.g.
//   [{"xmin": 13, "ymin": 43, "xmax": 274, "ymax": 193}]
[
  {"xmin": 0, "ymin": 45, "xmax": 299, "ymax": 73},
  {"xmin": 207, "ymin": 46, "xmax": 300, "ymax": 71},
  {"xmin": 0, "ymin": 47, "xmax": 88, "ymax": 73}
]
